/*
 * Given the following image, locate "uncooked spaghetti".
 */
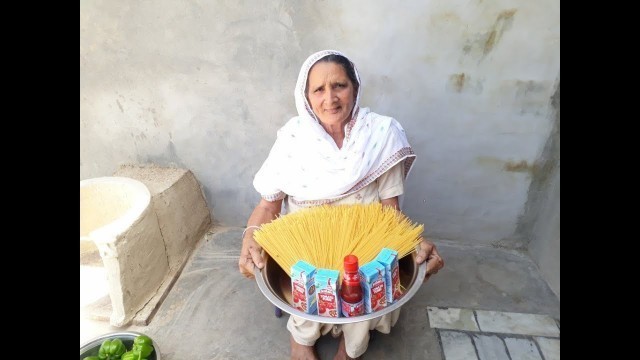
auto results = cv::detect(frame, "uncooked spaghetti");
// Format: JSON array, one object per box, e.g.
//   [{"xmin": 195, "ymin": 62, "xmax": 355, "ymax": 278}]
[{"xmin": 253, "ymin": 203, "xmax": 424, "ymax": 278}]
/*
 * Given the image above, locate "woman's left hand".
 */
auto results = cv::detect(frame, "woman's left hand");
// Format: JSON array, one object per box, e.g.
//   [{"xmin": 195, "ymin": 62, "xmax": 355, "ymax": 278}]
[{"xmin": 415, "ymin": 237, "xmax": 444, "ymax": 278}]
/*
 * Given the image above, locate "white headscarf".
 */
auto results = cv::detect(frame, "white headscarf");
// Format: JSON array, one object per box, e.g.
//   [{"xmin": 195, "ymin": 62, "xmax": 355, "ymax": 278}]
[{"xmin": 253, "ymin": 50, "xmax": 415, "ymax": 205}]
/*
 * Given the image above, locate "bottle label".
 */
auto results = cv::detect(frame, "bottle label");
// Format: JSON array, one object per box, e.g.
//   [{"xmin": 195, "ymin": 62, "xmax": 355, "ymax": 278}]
[
  {"xmin": 341, "ymin": 297, "xmax": 364, "ymax": 317},
  {"xmin": 344, "ymin": 272, "xmax": 359, "ymax": 282}
]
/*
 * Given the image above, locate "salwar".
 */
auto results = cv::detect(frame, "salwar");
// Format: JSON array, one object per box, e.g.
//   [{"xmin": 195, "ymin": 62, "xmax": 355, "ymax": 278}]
[{"xmin": 287, "ymin": 308, "xmax": 401, "ymax": 358}]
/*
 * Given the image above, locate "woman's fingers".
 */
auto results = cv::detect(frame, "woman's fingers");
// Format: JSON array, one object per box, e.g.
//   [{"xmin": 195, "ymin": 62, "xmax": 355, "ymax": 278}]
[
  {"xmin": 238, "ymin": 236, "xmax": 264, "ymax": 279},
  {"xmin": 415, "ymin": 238, "xmax": 445, "ymax": 278},
  {"xmin": 248, "ymin": 244, "xmax": 265, "ymax": 269},
  {"xmin": 414, "ymin": 237, "xmax": 432, "ymax": 264},
  {"xmin": 238, "ymin": 251, "xmax": 256, "ymax": 279},
  {"xmin": 425, "ymin": 246, "xmax": 444, "ymax": 277},
  {"xmin": 425, "ymin": 252, "xmax": 443, "ymax": 275}
]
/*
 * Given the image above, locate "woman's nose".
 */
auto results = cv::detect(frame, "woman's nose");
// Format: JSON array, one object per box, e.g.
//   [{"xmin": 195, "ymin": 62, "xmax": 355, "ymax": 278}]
[{"xmin": 325, "ymin": 89, "xmax": 337, "ymax": 102}]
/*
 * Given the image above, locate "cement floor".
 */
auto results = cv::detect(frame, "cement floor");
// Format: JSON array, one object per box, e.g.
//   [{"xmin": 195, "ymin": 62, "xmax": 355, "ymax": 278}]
[{"xmin": 80, "ymin": 225, "xmax": 560, "ymax": 359}]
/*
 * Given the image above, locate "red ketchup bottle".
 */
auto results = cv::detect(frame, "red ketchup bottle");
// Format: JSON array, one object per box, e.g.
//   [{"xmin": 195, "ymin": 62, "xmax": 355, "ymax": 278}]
[{"xmin": 341, "ymin": 254, "xmax": 364, "ymax": 317}]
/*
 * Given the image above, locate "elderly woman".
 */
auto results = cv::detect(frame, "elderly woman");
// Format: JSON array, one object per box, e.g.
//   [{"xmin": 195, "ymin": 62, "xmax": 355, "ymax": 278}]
[{"xmin": 239, "ymin": 50, "xmax": 444, "ymax": 360}]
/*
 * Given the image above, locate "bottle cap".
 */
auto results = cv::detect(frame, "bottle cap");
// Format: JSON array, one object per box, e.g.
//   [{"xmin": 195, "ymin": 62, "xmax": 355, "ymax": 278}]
[{"xmin": 344, "ymin": 254, "xmax": 359, "ymax": 272}]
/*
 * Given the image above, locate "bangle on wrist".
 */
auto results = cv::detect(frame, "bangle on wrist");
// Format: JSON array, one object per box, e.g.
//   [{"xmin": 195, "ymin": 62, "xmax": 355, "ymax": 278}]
[{"xmin": 242, "ymin": 225, "xmax": 261, "ymax": 239}]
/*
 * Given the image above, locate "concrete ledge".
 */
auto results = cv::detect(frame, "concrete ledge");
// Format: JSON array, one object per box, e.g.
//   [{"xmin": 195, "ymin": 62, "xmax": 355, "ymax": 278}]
[
  {"xmin": 81, "ymin": 177, "xmax": 169, "ymax": 327},
  {"xmin": 81, "ymin": 165, "xmax": 213, "ymax": 327},
  {"xmin": 114, "ymin": 165, "xmax": 213, "ymax": 272}
]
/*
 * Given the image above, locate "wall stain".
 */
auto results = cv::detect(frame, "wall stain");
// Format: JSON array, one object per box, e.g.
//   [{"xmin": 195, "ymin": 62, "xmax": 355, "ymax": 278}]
[
  {"xmin": 484, "ymin": 9, "xmax": 516, "ymax": 56},
  {"xmin": 476, "ymin": 156, "xmax": 538, "ymax": 175},
  {"xmin": 441, "ymin": 11, "xmax": 460, "ymax": 22},
  {"xmin": 462, "ymin": 8, "xmax": 517, "ymax": 62},
  {"xmin": 450, "ymin": 73, "xmax": 466, "ymax": 92},
  {"xmin": 149, "ymin": 107, "xmax": 160, "ymax": 127},
  {"xmin": 503, "ymin": 160, "xmax": 537, "ymax": 174},
  {"xmin": 430, "ymin": 11, "xmax": 461, "ymax": 25},
  {"xmin": 447, "ymin": 73, "xmax": 484, "ymax": 94},
  {"xmin": 143, "ymin": 141, "xmax": 184, "ymax": 168},
  {"xmin": 512, "ymin": 79, "xmax": 547, "ymax": 115},
  {"xmin": 476, "ymin": 156, "xmax": 504, "ymax": 168},
  {"xmin": 515, "ymin": 80, "xmax": 545, "ymax": 98},
  {"xmin": 116, "ymin": 99, "xmax": 124, "ymax": 113}
]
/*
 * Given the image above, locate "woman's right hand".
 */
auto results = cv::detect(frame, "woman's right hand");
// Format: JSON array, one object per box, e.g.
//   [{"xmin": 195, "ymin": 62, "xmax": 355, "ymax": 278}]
[
  {"xmin": 238, "ymin": 234, "xmax": 265, "ymax": 279},
  {"xmin": 239, "ymin": 198, "xmax": 282, "ymax": 279}
]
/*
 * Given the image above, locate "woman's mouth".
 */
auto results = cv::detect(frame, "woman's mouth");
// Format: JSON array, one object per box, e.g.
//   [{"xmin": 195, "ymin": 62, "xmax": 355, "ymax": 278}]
[{"xmin": 325, "ymin": 107, "xmax": 341, "ymax": 114}]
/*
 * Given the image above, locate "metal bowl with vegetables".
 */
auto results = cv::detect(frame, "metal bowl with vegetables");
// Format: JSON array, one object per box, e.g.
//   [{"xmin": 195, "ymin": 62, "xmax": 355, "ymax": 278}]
[{"xmin": 80, "ymin": 331, "xmax": 160, "ymax": 360}]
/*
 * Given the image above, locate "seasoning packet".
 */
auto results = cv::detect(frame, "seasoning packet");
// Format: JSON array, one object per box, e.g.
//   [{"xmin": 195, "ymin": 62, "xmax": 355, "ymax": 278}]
[
  {"xmin": 359, "ymin": 261, "xmax": 387, "ymax": 313},
  {"xmin": 291, "ymin": 260, "xmax": 317, "ymax": 314},
  {"xmin": 315, "ymin": 268, "xmax": 340, "ymax": 317},
  {"xmin": 374, "ymin": 248, "xmax": 401, "ymax": 304}
]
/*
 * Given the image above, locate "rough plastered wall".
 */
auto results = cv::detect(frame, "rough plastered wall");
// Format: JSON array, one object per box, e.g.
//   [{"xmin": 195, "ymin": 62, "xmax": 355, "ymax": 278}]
[
  {"xmin": 517, "ymin": 83, "xmax": 560, "ymax": 299},
  {"xmin": 80, "ymin": 0, "xmax": 560, "ymax": 247}
]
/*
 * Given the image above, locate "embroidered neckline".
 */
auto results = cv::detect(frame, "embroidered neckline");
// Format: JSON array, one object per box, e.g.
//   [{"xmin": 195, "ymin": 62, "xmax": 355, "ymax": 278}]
[{"xmin": 284, "ymin": 147, "xmax": 415, "ymax": 207}]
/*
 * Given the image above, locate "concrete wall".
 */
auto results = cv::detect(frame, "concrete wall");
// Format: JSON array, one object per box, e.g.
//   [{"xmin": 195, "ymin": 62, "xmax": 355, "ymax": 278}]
[
  {"xmin": 520, "ymin": 83, "xmax": 560, "ymax": 299},
  {"xmin": 81, "ymin": 1, "xmax": 560, "ymax": 247}
]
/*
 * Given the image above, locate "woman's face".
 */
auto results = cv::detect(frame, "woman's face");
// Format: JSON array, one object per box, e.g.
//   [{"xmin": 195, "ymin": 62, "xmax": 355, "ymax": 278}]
[{"xmin": 306, "ymin": 62, "xmax": 356, "ymax": 127}]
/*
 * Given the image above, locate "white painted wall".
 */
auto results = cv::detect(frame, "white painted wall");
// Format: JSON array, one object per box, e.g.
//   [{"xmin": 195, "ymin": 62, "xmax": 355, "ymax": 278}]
[
  {"xmin": 525, "ymin": 84, "xmax": 560, "ymax": 299},
  {"xmin": 81, "ymin": 0, "xmax": 560, "ymax": 248}
]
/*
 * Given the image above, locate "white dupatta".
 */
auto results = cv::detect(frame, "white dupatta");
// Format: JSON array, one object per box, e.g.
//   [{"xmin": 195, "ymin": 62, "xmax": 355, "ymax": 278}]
[{"xmin": 253, "ymin": 50, "xmax": 416, "ymax": 206}]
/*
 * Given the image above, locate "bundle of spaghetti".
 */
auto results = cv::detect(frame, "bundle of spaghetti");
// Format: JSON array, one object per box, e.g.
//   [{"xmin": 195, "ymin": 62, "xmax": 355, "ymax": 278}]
[{"xmin": 253, "ymin": 203, "xmax": 424, "ymax": 279}]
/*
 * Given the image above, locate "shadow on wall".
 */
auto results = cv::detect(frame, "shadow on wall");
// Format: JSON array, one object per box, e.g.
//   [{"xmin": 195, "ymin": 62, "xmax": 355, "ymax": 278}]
[{"xmin": 80, "ymin": 166, "xmax": 212, "ymax": 327}]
